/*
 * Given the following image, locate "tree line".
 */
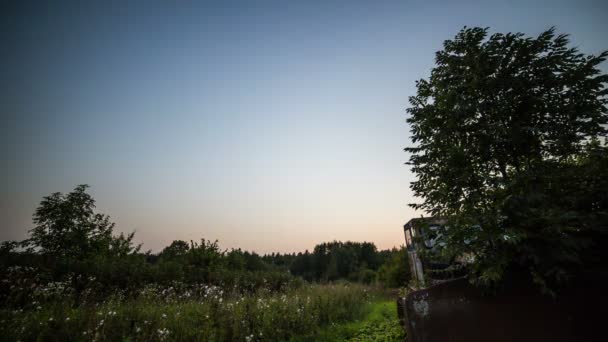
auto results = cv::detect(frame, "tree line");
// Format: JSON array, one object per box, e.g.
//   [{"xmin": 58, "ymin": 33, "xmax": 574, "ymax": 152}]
[{"xmin": 0, "ymin": 185, "xmax": 409, "ymax": 306}]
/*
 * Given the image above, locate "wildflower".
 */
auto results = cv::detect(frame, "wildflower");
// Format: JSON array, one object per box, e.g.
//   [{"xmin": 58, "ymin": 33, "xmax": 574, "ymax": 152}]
[{"xmin": 157, "ymin": 328, "xmax": 170, "ymax": 340}]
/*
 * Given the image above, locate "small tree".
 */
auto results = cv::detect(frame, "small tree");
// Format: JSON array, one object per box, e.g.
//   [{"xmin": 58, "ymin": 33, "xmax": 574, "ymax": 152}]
[
  {"xmin": 26, "ymin": 185, "xmax": 139, "ymax": 300},
  {"xmin": 29, "ymin": 185, "xmax": 103, "ymax": 258},
  {"xmin": 27, "ymin": 185, "xmax": 137, "ymax": 260},
  {"xmin": 406, "ymin": 27, "xmax": 608, "ymax": 291}
]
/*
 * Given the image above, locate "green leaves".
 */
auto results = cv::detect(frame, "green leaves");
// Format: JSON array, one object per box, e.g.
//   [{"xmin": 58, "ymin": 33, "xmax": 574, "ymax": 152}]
[
  {"xmin": 27, "ymin": 185, "xmax": 139, "ymax": 262},
  {"xmin": 406, "ymin": 27, "xmax": 608, "ymax": 291}
]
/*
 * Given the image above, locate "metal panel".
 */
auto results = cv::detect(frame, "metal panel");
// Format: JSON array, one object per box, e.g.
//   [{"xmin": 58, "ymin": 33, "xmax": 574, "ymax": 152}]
[{"xmin": 401, "ymin": 276, "xmax": 608, "ymax": 342}]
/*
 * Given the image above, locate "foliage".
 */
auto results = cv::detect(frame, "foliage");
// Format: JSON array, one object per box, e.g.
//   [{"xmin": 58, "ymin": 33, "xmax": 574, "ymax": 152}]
[
  {"xmin": 0, "ymin": 282, "xmax": 376, "ymax": 342},
  {"xmin": 406, "ymin": 27, "xmax": 608, "ymax": 291},
  {"xmin": 20, "ymin": 185, "xmax": 142, "ymax": 302},
  {"xmin": 0, "ymin": 185, "xmax": 410, "ymax": 340},
  {"xmin": 292, "ymin": 300, "xmax": 404, "ymax": 341},
  {"xmin": 377, "ymin": 247, "xmax": 410, "ymax": 288},
  {"xmin": 26, "ymin": 184, "xmax": 140, "ymax": 260},
  {"xmin": 289, "ymin": 241, "xmax": 387, "ymax": 283},
  {"xmin": 9, "ymin": 185, "xmax": 407, "ymax": 291}
]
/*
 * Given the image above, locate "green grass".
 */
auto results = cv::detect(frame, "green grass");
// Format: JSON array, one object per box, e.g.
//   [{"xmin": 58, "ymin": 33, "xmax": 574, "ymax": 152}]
[
  {"xmin": 291, "ymin": 300, "xmax": 405, "ymax": 341},
  {"xmin": 0, "ymin": 283, "xmax": 377, "ymax": 341},
  {"xmin": 0, "ymin": 281, "xmax": 406, "ymax": 341}
]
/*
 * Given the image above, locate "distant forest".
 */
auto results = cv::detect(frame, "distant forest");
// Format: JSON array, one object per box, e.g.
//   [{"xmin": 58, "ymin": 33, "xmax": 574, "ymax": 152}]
[{"xmin": 149, "ymin": 239, "xmax": 408, "ymax": 286}]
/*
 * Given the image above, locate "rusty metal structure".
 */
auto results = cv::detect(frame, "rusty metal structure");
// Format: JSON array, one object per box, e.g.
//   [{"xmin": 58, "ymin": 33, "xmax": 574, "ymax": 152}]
[
  {"xmin": 403, "ymin": 217, "xmax": 464, "ymax": 288},
  {"xmin": 399, "ymin": 217, "xmax": 608, "ymax": 341},
  {"xmin": 400, "ymin": 275, "xmax": 608, "ymax": 341}
]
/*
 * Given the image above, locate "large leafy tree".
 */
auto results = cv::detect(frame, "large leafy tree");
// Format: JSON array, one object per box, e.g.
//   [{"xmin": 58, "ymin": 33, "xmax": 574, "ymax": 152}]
[{"xmin": 406, "ymin": 27, "xmax": 608, "ymax": 291}]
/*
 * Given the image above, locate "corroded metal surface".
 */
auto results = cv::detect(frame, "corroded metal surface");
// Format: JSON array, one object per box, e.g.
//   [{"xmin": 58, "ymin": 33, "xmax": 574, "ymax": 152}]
[{"xmin": 402, "ymin": 275, "xmax": 608, "ymax": 342}]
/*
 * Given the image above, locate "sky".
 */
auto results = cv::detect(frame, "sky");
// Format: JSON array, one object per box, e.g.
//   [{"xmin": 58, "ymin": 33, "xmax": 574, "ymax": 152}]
[{"xmin": 1, "ymin": 0, "xmax": 607, "ymax": 254}]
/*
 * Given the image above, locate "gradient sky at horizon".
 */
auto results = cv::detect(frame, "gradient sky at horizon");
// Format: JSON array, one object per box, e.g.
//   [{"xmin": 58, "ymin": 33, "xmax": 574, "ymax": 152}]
[{"xmin": 1, "ymin": 0, "xmax": 607, "ymax": 254}]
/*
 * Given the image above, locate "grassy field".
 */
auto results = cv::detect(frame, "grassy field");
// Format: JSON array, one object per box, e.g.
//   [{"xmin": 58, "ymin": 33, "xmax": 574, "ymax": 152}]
[
  {"xmin": 292, "ymin": 300, "xmax": 405, "ymax": 341},
  {"xmin": 1, "ymin": 264, "xmax": 406, "ymax": 341},
  {"xmin": 0, "ymin": 282, "xmax": 406, "ymax": 341}
]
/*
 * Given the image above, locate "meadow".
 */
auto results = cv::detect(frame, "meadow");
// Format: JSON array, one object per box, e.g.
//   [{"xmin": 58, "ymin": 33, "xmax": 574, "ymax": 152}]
[
  {"xmin": 0, "ymin": 269, "xmax": 402, "ymax": 341},
  {"xmin": 0, "ymin": 186, "xmax": 408, "ymax": 341}
]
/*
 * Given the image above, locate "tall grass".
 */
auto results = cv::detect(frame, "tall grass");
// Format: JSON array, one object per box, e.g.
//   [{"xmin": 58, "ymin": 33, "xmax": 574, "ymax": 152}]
[{"xmin": 0, "ymin": 282, "xmax": 374, "ymax": 341}]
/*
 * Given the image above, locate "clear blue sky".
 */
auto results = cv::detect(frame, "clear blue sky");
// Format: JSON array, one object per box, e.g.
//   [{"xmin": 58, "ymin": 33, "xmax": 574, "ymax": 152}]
[{"xmin": 1, "ymin": 0, "xmax": 606, "ymax": 253}]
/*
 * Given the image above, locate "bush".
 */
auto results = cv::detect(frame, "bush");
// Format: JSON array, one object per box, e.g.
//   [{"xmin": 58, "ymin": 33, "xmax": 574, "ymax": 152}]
[{"xmin": 377, "ymin": 248, "xmax": 410, "ymax": 288}]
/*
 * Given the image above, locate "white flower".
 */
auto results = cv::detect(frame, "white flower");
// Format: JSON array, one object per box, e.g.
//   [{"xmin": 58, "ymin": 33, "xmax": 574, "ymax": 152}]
[{"xmin": 157, "ymin": 328, "xmax": 170, "ymax": 339}]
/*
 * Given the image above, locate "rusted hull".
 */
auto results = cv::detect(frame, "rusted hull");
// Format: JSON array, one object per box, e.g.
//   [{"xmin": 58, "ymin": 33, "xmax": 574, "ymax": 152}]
[{"xmin": 400, "ymin": 276, "xmax": 608, "ymax": 342}]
